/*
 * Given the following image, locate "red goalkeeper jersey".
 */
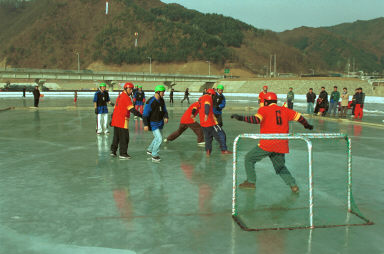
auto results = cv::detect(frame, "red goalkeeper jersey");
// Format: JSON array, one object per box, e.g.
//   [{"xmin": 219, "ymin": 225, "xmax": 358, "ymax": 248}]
[{"xmin": 255, "ymin": 103, "xmax": 301, "ymax": 153}]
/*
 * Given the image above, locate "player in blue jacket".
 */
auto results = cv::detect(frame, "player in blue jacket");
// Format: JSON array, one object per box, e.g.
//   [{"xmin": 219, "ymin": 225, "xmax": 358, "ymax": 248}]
[
  {"xmin": 213, "ymin": 84, "xmax": 226, "ymax": 127},
  {"xmin": 143, "ymin": 85, "xmax": 169, "ymax": 162}
]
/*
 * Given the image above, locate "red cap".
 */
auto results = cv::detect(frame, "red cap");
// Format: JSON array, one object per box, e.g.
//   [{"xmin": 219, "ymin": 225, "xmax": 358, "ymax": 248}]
[
  {"xmin": 207, "ymin": 88, "xmax": 215, "ymax": 95},
  {"xmin": 264, "ymin": 92, "xmax": 277, "ymax": 101},
  {"xmin": 263, "ymin": 85, "xmax": 268, "ymax": 90},
  {"xmin": 124, "ymin": 82, "xmax": 134, "ymax": 89}
]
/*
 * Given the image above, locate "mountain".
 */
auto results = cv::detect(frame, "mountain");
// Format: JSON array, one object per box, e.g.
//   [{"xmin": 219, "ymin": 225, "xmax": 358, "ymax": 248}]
[
  {"xmin": 0, "ymin": 0, "xmax": 383, "ymax": 74},
  {"xmin": 278, "ymin": 18, "xmax": 384, "ymax": 73}
]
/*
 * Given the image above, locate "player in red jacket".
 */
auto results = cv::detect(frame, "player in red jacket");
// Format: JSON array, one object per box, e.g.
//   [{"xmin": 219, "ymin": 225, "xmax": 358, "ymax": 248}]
[
  {"xmin": 164, "ymin": 101, "xmax": 204, "ymax": 145},
  {"xmin": 197, "ymin": 89, "xmax": 231, "ymax": 156},
  {"xmin": 231, "ymin": 92, "xmax": 313, "ymax": 193},
  {"xmin": 110, "ymin": 82, "xmax": 143, "ymax": 160},
  {"xmin": 258, "ymin": 85, "xmax": 268, "ymax": 107}
]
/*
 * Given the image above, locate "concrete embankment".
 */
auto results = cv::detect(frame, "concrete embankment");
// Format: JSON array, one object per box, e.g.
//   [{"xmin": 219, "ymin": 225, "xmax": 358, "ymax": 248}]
[{"xmin": 1, "ymin": 78, "xmax": 383, "ymax": 96}]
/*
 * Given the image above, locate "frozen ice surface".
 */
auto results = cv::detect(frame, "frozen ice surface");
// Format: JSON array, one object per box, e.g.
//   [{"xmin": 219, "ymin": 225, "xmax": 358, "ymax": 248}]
[{"xmin": 0, "ymin": 97, "xmax": 383, "ymax": 254}]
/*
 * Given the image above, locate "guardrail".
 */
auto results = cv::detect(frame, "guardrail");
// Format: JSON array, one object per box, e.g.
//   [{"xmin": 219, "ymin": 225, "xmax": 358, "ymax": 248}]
[{"xmin": 0, "ymin": 67, "xmax": 224, "ymax": 82}]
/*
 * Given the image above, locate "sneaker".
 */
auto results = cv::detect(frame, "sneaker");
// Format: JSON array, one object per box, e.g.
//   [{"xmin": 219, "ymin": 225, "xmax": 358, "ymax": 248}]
[
  {"xmin": 146, "ymin": 150, "xmax": 152, "ymax": 155},
  {"xmin": 152, "ymin": 156, "xmax": 161, "ymax": 162},
  {"xmin": 134, "ymin": 116, "xmax": 137, "ymax": 120},
  {"xmin": 119, "ymin": 154, "xmax": 131, "ymax": 160},
  {"xmin": 197, "ymin": 142, "xmax": 205, "ymax": 146},
  {"xmin": 96, "ymin": 132, "xmax": 102, "ymax": 135},
  {"xmin": 206, "ymin": 150, "xmax": 211, "ymax": 156},
  {"xmin": 221, "ymin": 150, "xmax": 233, "ymax": 154},
  {"xmin": 104, "ymin": 130, "xmax": 110, "ymax": 134},
  {"xmin": 163, "ymin": 138, "xmax": 168, "ymax": 143},
  {"xmin": 140, "ymin": 118, "xmax": 143, "ymax": 121},
  {"xmin": 291, "ymin": 185, "xmax": 299, "ymax": 193},
  {"xmin": 110, "ymin": 151, "xmax": 117, "ymax": 157},
  {"xmin": 239, "ymin": 181, "xmax": 256, "ymax": 189}
]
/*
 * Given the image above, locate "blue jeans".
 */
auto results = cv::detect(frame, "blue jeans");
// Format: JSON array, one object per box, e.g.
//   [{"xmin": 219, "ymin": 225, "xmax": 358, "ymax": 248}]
[
  {"xmin": 307, "ymin": 102, "xmax": 314, "ymax": 114},
  {"xmin": 148, "ymin": 129, "xmax": 162, "ymax": 157},
  {"xmin": 328, "ymin": 102, "xmax": 338, "ymax": 115}
]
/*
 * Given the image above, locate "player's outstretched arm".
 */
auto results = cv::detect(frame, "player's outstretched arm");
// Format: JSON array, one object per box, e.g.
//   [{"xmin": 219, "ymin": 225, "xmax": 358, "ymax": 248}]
[
  {"xmin": 297, "ymin": 115, "xmax": 313, "ymax": 130},
  {"xmin": 231, "ymin": 114, "xmax": 261, "ymax": 124},
  {"xmin": 129, "ymin": 108, "xmax": 142, "ymax": 118}
]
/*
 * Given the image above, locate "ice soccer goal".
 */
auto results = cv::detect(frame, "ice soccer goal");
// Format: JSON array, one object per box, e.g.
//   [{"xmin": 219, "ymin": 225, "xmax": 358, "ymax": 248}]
[{"xmin": 232, "ymin": 133, "xmax": 373, "ymax": 231}]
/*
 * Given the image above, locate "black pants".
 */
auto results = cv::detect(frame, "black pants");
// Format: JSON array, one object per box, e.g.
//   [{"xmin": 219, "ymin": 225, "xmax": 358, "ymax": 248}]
[
  {"xmin": 214, "ymin": 114, "xmax": 223, "ymax": 127},
  {"xmin": 202, "ymin": 125, "xmax": 227, "ymax": 152},
  {"xmin": 34, "ymin": 98, "xmax": 39, "ymax": 107},
  {"xmin": 181, "ymin": 96, "xmax": 189, "ymax": 104},
  {"xmin": 170, "ymin": 96, "xmax": 174, "ymax": 104},
  {"xmin": 287, "ymin": 100, "xmax": 293, "ymax": 109},
  {"xmin": 111, "ymin": 127, "xmax": 130, "ymax": 156}
]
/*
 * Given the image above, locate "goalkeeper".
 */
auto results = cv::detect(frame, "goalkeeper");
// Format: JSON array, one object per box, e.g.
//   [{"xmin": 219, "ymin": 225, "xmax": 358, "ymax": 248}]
[{"xmin": 231, "ymin": 92, "xmax": 313, "ymax": 193}]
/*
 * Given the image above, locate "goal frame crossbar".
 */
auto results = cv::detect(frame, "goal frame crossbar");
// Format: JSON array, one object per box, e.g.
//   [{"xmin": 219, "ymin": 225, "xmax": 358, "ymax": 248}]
[{"xmin": 232, "ymin": 133, "xmax": 373, "ymax": 231}]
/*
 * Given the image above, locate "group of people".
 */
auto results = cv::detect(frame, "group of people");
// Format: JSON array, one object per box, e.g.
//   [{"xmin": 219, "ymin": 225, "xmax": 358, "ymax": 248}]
[
  {"xmin": 102, "ymin": 83, "xmax": 232, "ymax": 162},
  {"xmin": 93, "ymin": 82, "xmax": 314, "ymax": 193},
  {"xmin": 260, "ymin": 85, "xmax": 366, "ymax": 119},
  {"xmin": 307, "ymin": 86, "xmax": 365, "ymax": 119}
]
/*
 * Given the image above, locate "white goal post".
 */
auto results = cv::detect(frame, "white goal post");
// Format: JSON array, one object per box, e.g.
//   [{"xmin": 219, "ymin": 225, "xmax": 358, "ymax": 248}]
[{"xmin": 232, "ymin": 133, "xmax": 373, "ymax": 231}]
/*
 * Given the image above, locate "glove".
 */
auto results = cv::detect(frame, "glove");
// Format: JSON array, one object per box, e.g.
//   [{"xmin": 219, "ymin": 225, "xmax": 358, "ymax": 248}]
[
  {"xmin": 231, "ymin": 114, "xmax": 242, "ymax": 121},
  {"xmin": 110, "ymin": 102, "xmax": 115, "ymax": 107},
  {"xmin": 304, "ymin": 124, "xmax": 314, "ymax": 130},
  {"xmin": 95, "ymin": 108, "xmax": 98, "ymax": 114}
]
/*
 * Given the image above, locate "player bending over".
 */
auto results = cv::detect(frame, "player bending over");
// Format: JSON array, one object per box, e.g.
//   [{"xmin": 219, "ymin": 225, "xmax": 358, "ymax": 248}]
[
  {"xmin": 231, "ymin": 92, "xmax": 313, "ymax": 193},
  {"xmin": 164, "ymin": 101, "xmax": 205, "ymax": 146}
]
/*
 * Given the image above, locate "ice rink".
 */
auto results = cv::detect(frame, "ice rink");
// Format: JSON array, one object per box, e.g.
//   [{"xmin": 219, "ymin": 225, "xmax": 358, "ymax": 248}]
[{"xmin": 0, "ymin": 96, "xmax": 383, "ymax": 254}]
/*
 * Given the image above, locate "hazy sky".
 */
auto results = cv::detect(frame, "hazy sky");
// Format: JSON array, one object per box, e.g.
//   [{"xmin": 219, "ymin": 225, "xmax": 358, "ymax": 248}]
[{"xmin": 161, "ymin": 0, "xmax": 384, "ymax": 32}]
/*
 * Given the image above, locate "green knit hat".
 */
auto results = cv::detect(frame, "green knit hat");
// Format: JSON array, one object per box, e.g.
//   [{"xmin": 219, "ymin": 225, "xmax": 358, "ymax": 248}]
[
  {"xmin": 217, "ymin": 84, "xmax": 224, "ymax": 90},
  {"xmin": 100, "ymin": 83, "xmax": 107, "ymax": 87}
]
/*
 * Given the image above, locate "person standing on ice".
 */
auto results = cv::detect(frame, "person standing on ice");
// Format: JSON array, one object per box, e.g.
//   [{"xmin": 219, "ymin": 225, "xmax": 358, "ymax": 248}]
[
  {"xmin": 143, "ymin": 85, "xmax": 169, "ymax": 162},
  {"xmin": 94, "ymin": 83, "xmax": 114, "ymax": 134},
  {"xmin": 110, "ymin": 82, "xmax": 142, "ymax": 159},
  {"xmin": 164, "ymin": 101, "xmax": 205, "ymax": 146},
  {"xmin": 353, "ymin": 87, "xmax": 365, "ymax": 119},
  {"xmin": 212, "ymin": 84, "xmax": 226, "ymax": 127},
  {"xmin": 181, "ymin": 88, "xmax": 190, "ymax": 104},
  {"xmin": 231, "ymin": 92, "xmax": 313, "ymax": 193},
  {"xmin": 328, "ymin": 86, "xmax": 340, "ymax": 117},
  {"xmin": 32, "ymin": 85, "xmax": 40, "ymax": 107},
  {"xmin": 133, "ymin": 85, "xmax": 145, "ymax": 119},
  {"xmin": 258, "ymin": 85, "xmax": 268, "ymax": 107},
  {"xmin": 197, "ymin": 88, "xmax": 231, "ymax": 156},
  {"xmin": 286, "ymin": 87, "xmax": 294, "ymax": 109}
]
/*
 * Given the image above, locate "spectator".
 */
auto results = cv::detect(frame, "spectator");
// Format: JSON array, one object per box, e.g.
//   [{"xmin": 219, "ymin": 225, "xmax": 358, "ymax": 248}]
[
  {"xmin": 340, "ymin": 87, "xmax": 349, "ymax": 118},
  {"xmin": 286, "ymin": 87, "xmax": 294, "ymax": 109},
  {"xmin": 328, "ymin": 86, "xmax": 340, "ymax": 116},
  {"xmin": 314, "ymin": 87, "xmax": 328, "ymax": 116},
  {"xmin": 306, "ymin": 88, "xmax": 316, "ymax": 114},
  {"xmin": 354, "ymin": 87, "xmax": 365, "ymax": 119}
]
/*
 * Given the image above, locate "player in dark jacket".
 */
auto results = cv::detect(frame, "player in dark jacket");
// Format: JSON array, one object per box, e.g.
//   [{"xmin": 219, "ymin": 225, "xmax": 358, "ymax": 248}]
[
  {"xmin": 133, "ymin": 85, "xmax": 145, "ymax": 119},
  {"xmin": 231, "ymin": 92, "xmax": 313, "ymax": 193},
  {"xmin": 143, "ymin": 85, "xmax": 169, "ymax": 162}
]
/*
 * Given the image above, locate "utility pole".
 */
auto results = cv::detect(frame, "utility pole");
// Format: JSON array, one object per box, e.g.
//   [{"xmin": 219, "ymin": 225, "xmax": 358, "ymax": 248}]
[
  {"xmin": 274, "ymin": 54, "xmax": 277, "ymax": 78},
  {"xmin": 206, "ymin": 61, "xmax": 211, "ymax": 76},
  {"xmin": 147, "ymin": 57, "xmax": 152, "ymax": 74},
  {"xmin": 75, "ymin": 51, "xmax": 80, "ymax": 72},
  {"xmin": 269, "ymin": 55, "xmax": 272, "ymax": 78}
]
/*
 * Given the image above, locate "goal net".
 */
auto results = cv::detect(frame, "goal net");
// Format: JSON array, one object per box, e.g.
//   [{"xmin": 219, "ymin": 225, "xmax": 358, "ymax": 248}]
[{"xmin": 232, "ymin": 133, "xmax": 373, "ymax": 231}]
